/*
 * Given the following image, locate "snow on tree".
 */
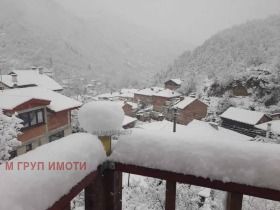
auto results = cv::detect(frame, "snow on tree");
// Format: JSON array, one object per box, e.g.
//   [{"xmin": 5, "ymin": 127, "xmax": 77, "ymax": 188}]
[{"xmin": 0, "ymin": 110, "xmax": 22, "ymax": 163}]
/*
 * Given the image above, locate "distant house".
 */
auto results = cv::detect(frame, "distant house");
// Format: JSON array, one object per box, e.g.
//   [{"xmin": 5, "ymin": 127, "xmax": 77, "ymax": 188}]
[
  {"xmin": 153, "ymin": 89, "xmax": 181, "ymax": 112},
  {"xmin": 270, "ymin": 113, "xmax": 280, "ymax": 120},
  {"xmin": 0, "ymin": 69, "xmax": 63, "ymax": 92},
  {"xmin": 97, "ymin": 92, "xmax": 120, "ymax": 101},
  {"xmin": 0, "ymin": 87, "xmax": 82, "ymax": 158},
  {"xmin": 134, "ymin": 87, "xmax": 164, "ymax": 105},
  {"xmin": 164, "ymin": 79, "xmax": 182, "ymax": 90},
  {"xmin": 171, "ymin": 97, "xmax": 208, "ymax": 125},
  {"xmin": 220, "ymin": 107, "xmax": 271, "ymax": 137},
  {"xmin": 122, "ymin": 101, "xmax": 138, "ymax": 117},
  {"xmin": 119, "ymin": 89, "xmax": 138, "ymax": 102},
  {"xmin": 255, "ymin": 120, "xmax": 280, "ymax": 137},
  {"xmin": 122, "ymin": 115, "xmax": 138, "ymax": 129}
]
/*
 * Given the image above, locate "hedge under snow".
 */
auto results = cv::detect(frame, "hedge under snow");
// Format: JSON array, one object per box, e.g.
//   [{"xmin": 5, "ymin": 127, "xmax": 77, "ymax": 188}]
[
  {"xmin": 78, "ymin": 101, "xmax": 124, "ymax": 135},
  {"xmin": 0, "ymin": 133, "xmax": 106, "ymax": 210}
]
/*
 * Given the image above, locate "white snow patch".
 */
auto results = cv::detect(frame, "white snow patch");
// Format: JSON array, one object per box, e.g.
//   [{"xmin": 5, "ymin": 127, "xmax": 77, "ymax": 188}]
[
  {"xmin": 78, "ymin": 101, "xmax": 124, "ymax": 134},
  {"xmin": 139, "ymin": 119, "xmax": 251, "ymax": 141},
  {"xmin": 0, "ymin": 133, "xmax": 106, "ymax": 210},
  {"xmin": 110, "ymin": 128, "xmax": 280, "ymax": 191}
]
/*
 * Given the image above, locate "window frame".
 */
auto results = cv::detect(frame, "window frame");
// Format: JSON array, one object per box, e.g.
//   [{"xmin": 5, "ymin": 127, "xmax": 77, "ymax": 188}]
[
  {"xmin": 26, "ymin": 144, "xmax": 32, "ymax": 152},
  {"xmin": 18, "ymin": 108, "xmax": 45, "ymax": 130},
  {"xmin": 49, "ymin": 130, "xmax": 65, "ymax": 142}
]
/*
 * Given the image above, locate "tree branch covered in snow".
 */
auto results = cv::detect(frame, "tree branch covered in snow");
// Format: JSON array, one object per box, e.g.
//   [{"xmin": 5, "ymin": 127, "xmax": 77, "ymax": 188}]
[{"xmin": 0, "ymin": 110, "xmax": 22, "ymax": 163}]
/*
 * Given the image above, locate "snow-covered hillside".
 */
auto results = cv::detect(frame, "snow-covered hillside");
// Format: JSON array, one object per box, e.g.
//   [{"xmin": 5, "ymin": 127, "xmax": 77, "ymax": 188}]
[
  {"xmin": 157, "ymin": 15, "xmax": 280, "ymax": 106},
  {"xmin": 0, "ymin": 0, "xmax": 188, "ymax": 88}
]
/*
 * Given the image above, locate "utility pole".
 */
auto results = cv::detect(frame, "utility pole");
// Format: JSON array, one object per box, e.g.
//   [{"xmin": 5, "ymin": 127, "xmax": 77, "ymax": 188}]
[{"xmin": 173, "ymin": 107, "xmax": 178, "ymax": 133}]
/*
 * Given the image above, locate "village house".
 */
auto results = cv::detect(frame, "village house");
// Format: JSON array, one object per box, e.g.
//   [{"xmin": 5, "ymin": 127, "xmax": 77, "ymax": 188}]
[
  {"xmin": 0, "ymin": 69, "xmax": 63, "ymax": 92},
  {"xmin": 175, "ymin": 97, "xmax": 208, "ymax": 125},
  {"xmin": 164, "ymin": 79, "xmax": 182, "ymax": 90},
  {"xmin": 255, "ymin": 120, "xmax": 280, "ymax": 138},
  {"xmin": 270, "ymin": 113, "xmax": 280, "ymax": 120},
  {"xmin": 165, "ymin": 97, "xmax": 208, "ymax": 125},
  {"xmin": 134, "ymin": 87, "xmax": 164, "ymax": 105},
  {"xmin": 122, "ymin": 101, "xmax": 138, "ymax": 117},
  {"xmin": 220, "ymin": 107, "xmax": 271, "ymax": 137},
  {"xmin": 0, "ymin": 87, "xmax": 82, "ymax": 158},
  {"xmin": 153, "ymin": 89, "xmax": 181, "ymax": 112}
]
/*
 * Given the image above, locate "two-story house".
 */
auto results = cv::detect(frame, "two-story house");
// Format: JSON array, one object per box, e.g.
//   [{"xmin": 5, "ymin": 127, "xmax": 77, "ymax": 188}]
[{"xmin": 0, "ymin": 87, "xmax": 82, "ymax": 158}]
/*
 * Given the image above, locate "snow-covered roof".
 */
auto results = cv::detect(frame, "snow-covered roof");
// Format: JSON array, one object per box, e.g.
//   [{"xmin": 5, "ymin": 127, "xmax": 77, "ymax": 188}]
[
  {"xmin": 139, "ymin": 119, "xmax": 251, "ymax": 141},
  {"xmin": 0, "ymin": 95, "xmax": 34, "ymax": 110},
  {"xmin": 120, "ymin": 88, "xmax": 139, "ymax": 94},
  {"xmin": 174, "ymin": 97, "xmax": 196, "ymax": 109},
  {"xmin": 119, "ymin": 92, "xmax": 134, "ymax": 98},
  {"xmin": 135, "ymin": 87, "xmax": 164, "ymax": 96},
  {"xmin": 3, "ymin": 70, "xmax": 63, "ymax": 91},
  {"xmin": 97, "ymin": 92, "xmax": 120, "ymax": 99},
  {"xmin": 165, "ymin": 78, "xmax": 182, "ymax": 85},
  {"xmin": 255, "ymin": 120, "xmax": 280, "ymax": 135},
  {"xmin": 0, "ymin": 133, "xmax": 106, "ymax": 210},
  {"xmin": 153, "ymin": 89, "xmax": 181, "ymax": 98},
  {"xmin": 0, "ymin": 87, "xmax": 82, "ymax": 112},
  {"xmin": 123, "ymin": 115, "xmax": 137, "ymax": 127},
  {"xmin": 220, "ymin": 107, "xmax": 268, "ymax": 125},
  {"xmin": 110, "ymin": 128, "xmax": 280, "ymax": 191}
]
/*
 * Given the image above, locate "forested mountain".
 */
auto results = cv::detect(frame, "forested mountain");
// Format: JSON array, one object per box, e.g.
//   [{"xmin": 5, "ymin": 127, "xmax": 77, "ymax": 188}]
[
  {"xmin": 0, "ymin": 0, "xmax": 188, "ymax": 88},
  {"xmin": 157, "ymin": 15, "xmax": 280, "ymax": 105}
]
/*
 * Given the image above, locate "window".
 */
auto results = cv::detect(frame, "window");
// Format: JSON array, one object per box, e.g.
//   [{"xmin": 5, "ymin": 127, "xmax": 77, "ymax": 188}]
[
  {"xmin": 18, "ymin": 109, "xmax": 45, "ymax": 129},
  {"xmin": 26, "ymin": 144, "xmax": 32, "ymax": 152},
  {"xmin": 49, "ymin": 130, "xmax": 64, "ymax": 142},
  {"xmin": 9, "ymin": 150, "xmax": 17, "ymax": 160}
]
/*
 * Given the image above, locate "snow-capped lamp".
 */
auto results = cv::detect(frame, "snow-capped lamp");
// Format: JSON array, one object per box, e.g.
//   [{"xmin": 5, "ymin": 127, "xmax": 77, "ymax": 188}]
[{"xmin": 78, "ymin": 101, "xmax": 124, "ymax": 155}]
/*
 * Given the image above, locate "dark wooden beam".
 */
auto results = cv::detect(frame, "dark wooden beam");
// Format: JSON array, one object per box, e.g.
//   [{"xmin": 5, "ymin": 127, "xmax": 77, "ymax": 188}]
[
  {"xmin": 227, "ymin": 192, "xmax": 243, "ymax": 210},
  {"xmin": 115, "ymin": 163, "xmax": 280, "ymax": 202},
  {"xmin": 62, "ymin": 203, "xmax": 71, "ymax": 210},
  {"xmin": 48, "ymin": 171, "xmax": 98, "ymax": 210},
  {"xmin": 165, "ymin": 181, "xmax": 176, "ymax": 210}
]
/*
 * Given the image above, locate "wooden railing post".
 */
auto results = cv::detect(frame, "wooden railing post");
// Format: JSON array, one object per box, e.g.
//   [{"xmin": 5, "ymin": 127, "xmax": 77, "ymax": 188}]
[
  {"xmin": 226, "ymin": 192, "xmax": 243, "ymax": 210},
  {"xmin": 85, "ymin": 168, "xmax": 106, "ymax": 210},
  {"xmin": 165, "ymin": 181, "xmax": 176, "ymax": 210},
  {"xmin": 104, "ymin": 169, "xmax": 122, "ymax": 210}
]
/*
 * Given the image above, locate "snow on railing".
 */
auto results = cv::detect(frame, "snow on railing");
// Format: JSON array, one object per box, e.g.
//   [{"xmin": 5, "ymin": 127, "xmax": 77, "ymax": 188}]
[
  {"xmin": 0, "ymin": 133, "xmax": 106, "ymax": 210},
  {"xmin": 110, "ymin": 128, "xmax": 280, "ymax": 192}
]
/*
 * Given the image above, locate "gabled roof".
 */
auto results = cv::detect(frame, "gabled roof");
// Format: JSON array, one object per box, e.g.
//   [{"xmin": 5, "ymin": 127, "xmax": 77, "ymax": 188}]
[
  {"xmin": 0, "ymin": 95, "xmax": 50, "ymax": 111},
  {"xmin": 3, "ymin": 70, "xmax": 63, "ymax": 91},
  {"xmin": 174, "ymin": 97, "xmax": 196, "ymax": 109},
  {"xmin": 153, "ymin": 89, "xmax": 181, "ymax": 98},
  {"xmin": 0, "ymin": 87, "xmax": 82, "ymax": 112},
  {"xmin": 220, "ymin": 107, "xmax": 268, "ymax": 125},
  {"xmin": 135, "ymin": 87, "xmax": 164, "ymax": 96},
  {"xmin": 165, "ymin": 78, "xmax": 182, "ymax": 85},
  {"xmin": 255, "ymin": 120, "xmax": 280, "ymax": 135}
]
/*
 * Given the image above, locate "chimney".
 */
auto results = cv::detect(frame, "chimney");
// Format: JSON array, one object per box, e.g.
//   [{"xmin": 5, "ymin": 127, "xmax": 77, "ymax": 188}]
[
  {"xmin": 38, "ymin": 67, "xmax": 44, "ymax": 75},
  {"xmin": 11, "ymin": 74, "xmax": 17, "ymax": 83}
]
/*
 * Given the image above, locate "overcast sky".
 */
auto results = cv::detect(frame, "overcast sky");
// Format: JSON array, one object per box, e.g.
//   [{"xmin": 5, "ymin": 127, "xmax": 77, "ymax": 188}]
[{"xmin": 58, "ymin": 0, "xmax": 280, "ymax": 46}]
